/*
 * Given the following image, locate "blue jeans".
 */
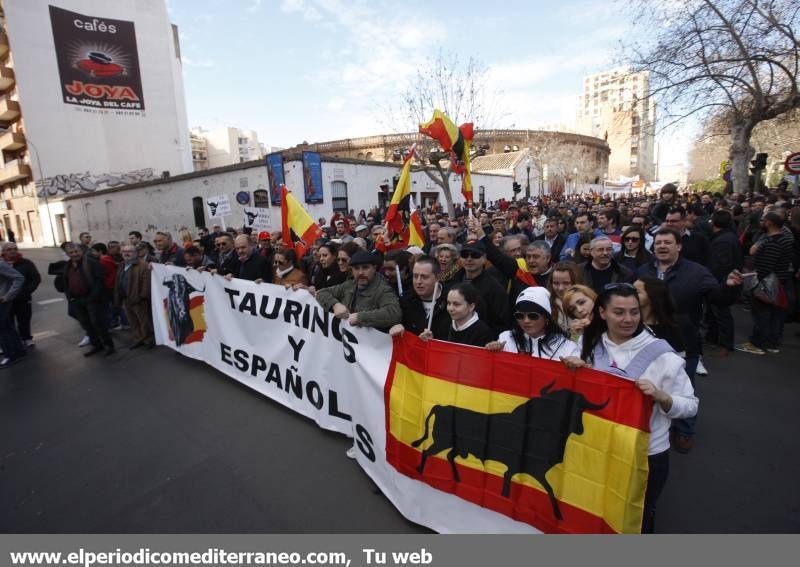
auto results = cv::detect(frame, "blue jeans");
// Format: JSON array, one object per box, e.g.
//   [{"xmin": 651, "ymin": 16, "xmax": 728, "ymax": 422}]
[
  {"xmin": 0, "ymin": 302, "xmax": 25, "ymax": 361},
  {"xmin": 671, "ymin": 355, "xmax": 698, "ymax": 438}
]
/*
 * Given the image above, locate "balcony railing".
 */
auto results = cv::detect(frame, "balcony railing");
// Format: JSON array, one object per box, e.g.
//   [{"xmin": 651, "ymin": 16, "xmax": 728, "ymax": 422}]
[
  {"xmin": 0, "ymin": 95, "xmax": 19, "ymax": 122},
  {"xmin": 0, "ymin": 159, "xmax": 31, "ymax": 185},
  {"xmin": 0, "ymin": 129, "xmax": 25, "ymax": 151}
]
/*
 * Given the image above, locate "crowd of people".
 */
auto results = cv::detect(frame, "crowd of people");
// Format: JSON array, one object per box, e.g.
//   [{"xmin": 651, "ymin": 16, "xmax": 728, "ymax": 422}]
[{"xmin": 1, "ymin": 182, "xmax": 797, "ymax": 532}]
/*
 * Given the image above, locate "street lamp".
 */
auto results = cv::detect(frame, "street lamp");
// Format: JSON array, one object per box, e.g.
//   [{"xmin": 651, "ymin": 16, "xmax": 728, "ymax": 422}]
[
  {"xmin": 26, "ymin": 138, "xmax": 58, "ymax": 246},
  {"xmin": 573, "ymin": 167, "xmax": 579, "ymax": 196},
  {"xmin": 525, "ymin": 158, "xmax": 531, "ymax": 200}
]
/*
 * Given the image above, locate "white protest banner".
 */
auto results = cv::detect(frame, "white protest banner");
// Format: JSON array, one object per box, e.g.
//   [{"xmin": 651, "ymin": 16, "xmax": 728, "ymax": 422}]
[
  {"xmin": 206, "ymin": 194, "xmax": 232, "ymax": 219},
  {"xmin": 151, "ymin": 264, "xmax": 385, "ymax": 434},
  {"xmin": 243, "ymin": 206, "xmax": 272, "ymax": 231},
  {"xmin": 150, "ymin": 265, "xmax": 649, "ymax": 534}
]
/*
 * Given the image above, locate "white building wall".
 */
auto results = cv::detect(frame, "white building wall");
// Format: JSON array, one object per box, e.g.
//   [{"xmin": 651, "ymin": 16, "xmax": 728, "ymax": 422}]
[
  {"xmin": 3, "ymin": 0, "xmax": 192, "ymax": 228},
  {"xmin": 62, "ymin": 160, "xmax": 512, "ymax": 243}
]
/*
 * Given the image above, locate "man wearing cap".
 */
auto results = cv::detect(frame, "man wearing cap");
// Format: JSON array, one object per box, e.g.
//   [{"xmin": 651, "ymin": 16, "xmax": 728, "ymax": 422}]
[
  {"xmin": 257, "ymin": 231, "xmax": 275, "ymax": 266},
  {"xmin": 450, "ymin": 241, "xmax": 510, "ymax": 337},
  {"xmin": 354, "ymin": 224, "xmax": 372, "ymax": 250},
  {"xmin": 334, "ymin": 220, "xmax": 354, "ymax": 243},
  {"xmin": 315, "ymin": 250, "xmax": 401, "ymax": 331}
]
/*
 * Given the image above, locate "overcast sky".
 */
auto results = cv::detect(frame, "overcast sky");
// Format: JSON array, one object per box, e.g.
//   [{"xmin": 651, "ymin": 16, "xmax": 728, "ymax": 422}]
[{"xmin": 169, "ymin": 0, "xmax": 693, "ymax": 168}]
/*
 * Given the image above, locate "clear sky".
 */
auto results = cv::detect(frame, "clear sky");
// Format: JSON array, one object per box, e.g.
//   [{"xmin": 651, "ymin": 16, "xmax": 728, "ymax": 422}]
[{"xmin": 169, "ymin": 0, "xmax": 691, "ymax": 168}]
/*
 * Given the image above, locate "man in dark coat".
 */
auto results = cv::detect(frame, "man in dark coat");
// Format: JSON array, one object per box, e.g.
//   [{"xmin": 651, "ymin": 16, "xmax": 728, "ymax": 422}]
[
  {"xmin": 211, "ymin": 234, "xmax": 238, "ymax": 276},
  {"xmin": 535, "ymin": 218, "xmax": 566, "ymax": 262},
  {"xmin": 579, "ymin": 236, "xmax": 633, "ymax": 296},
  {"xmin": 153, "ymin": 231, "xmax": 186, "ymax": 267},
  {"xmin": 1, "ymin": 242, "xmax": 41, "ymax": 346},
  {"xmin": 224, "ymin": 235, "xmax": 271, "ymax": 282},
  {"xmin": 390, "ymin": 255, "xmax": 450, "ymax": 340},
  {"xmin": 637, "ymin": 227, "xmax": 741, "ymax": 453},
  {"xmin": 449, "ymin": 241, "xmax": 510, "ymax": 337},
  {"xmin": 63, "ymin": 243, "xmax": 114, "ymax": 356},
  {"xmin": 706, "ymin": 210, "xmax": 742, "ymax": 355}
]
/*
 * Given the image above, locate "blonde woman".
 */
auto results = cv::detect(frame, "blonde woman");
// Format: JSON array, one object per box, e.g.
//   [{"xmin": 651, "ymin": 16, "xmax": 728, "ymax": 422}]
[{"xmin": 562, "ymin": 284, "xmax": 597, "ymax": 343}]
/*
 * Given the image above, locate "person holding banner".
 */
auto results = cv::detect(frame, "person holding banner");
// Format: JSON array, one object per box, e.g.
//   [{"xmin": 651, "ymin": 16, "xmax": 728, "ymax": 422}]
[
  {"xmin": 442, "ymin": 282, "xmax": 496, "ymax": 347},
  {"xmin": 226, "ymin": 235, "xmax": 271, "ymax": 282},
  {"xmin": 305, "ymin": 241, "xmax": 346, "ymax": 291},
  {"xmin": 389, "ymin": 255, "xmax": 449, "ymax": 340},
  {"xmin": 561, "ymin": 283, "xmax": 698, "ymax": 533},
  {"xmin": 271, "ymin": 249, "xmax": 307, "ymax": 288},
  {"xmin": 486, "ymin": 287, "xmax": 579, "ymax": 360},
  {"xmin": 315, "ymin": 250, "xmax": 401, "ymax": 331}
]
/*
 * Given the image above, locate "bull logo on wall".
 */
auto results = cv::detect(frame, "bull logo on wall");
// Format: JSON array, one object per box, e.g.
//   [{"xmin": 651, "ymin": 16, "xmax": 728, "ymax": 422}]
[
  {"xmin": 408, "ymin": 380, "xmax": 608, "ymax": 521},
  {"xmin": 162, "ymin": 274, "xmax": 207, "ymax": 346}
]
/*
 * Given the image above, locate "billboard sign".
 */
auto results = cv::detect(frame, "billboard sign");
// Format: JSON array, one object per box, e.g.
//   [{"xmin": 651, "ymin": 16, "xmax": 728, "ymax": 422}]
[
  {"xmin": 266, "ymin": 153, "xmax": 285, "ymax": 206},
  {"xmin": 302, "ymin": 151, "xmax": 324, "ymax": 204},
  {"xmin": 49, "ymin": 5, "xmax": 145, "ymax": 111}
]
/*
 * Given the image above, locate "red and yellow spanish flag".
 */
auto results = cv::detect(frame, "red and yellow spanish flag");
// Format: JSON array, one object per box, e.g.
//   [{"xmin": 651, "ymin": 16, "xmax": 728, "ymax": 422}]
[
  {"xmin": 408, "ymin": 200, "xmax": 425, "ymax": 249},
  {"xmin": 385, "ymin": 145, "xmax": 416, "ymax": 234},
  {"xmin": 384, "ymin": 333, "xmax": 651, "ymax": 534},
  {"xmin": 419, "ymin": 110, "xmax": 474, "ymax": 203},
  {"xmin": 281, "ymin": 185, "xmax": 323, "ymax": 259}
]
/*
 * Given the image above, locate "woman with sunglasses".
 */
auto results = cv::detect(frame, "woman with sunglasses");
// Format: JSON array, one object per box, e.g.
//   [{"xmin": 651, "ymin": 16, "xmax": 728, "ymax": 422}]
[
  {"xmin": 272, "ymin": 249, "xmax": 307, "ymax": 288},
  {"xmin": 436, "ymin": 282, "xmax": 496, "ymax": 347},
  {"xmin": 614, "ymin": 226, "xmax": 653, "ymax": 272},
  {"xmin": 337, "ymin": 241, "xmax": 361, "ymax": 277},
  {"xmin": 487, "ymin": 287, "xmax": 579, "ymax": 359},
  {"xmin": 562, "ymin": 283, "xmax": 698, "ymax": 533}
]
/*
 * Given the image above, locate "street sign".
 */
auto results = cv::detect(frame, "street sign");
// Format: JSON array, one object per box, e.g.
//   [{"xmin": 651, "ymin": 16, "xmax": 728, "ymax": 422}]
[{"xmin": 784, "ymin": 152, "xmax": 800, "ymax": 174}]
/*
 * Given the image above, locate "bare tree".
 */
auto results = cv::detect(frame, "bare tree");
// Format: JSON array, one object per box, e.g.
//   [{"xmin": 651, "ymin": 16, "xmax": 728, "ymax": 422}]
[
  {"xmin": 386, "ymin": 51, "xmax": 507, "ymax": 217},
  {"xmin": 624, "ymin": 0, "xmax": 800, "ymax": 193}
]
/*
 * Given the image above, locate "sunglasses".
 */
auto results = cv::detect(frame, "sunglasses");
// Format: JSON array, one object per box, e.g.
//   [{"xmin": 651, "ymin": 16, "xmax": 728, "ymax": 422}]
[
  {"xmin": 460, "ymin": 251, "xmax": 483, "ymax": 259},
  {"xmin": 623, "ymin": 236, "xmax": 641, "ymax": 242},
  {"xmin": 514, "ymin": 311, "xmax": 543, "ymax": 322}
]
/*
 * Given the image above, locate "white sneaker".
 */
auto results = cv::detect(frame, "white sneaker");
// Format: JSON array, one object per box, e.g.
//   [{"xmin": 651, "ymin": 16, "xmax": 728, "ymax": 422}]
[
  {"xmin": 78, "ymin": 336, "xmax": 91, "ymax": 347},
  {"xmin": 696, "ymin": 358, "xmax": 708, "ymax": 376},
  {"xmin": 345, "ymin": 447, "xmax": 356, "ymax": 459}
]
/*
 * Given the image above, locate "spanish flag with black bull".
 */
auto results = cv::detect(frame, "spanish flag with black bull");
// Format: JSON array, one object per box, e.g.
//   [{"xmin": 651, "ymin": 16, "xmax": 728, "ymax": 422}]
[
  {"xmin": 382, "ymin": 333, "xmax": 651, "ymax": 534},
  {"xmin": 281, "ymin": 185, "xmax": 323, "ymax": 259}
]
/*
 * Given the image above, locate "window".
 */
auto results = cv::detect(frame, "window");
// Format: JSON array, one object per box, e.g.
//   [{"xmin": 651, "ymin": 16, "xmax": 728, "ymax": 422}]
[
  {"xmin": 253, "ymin": 189, "xmax": 269, "ymax": 208},
  {"xmin": 478, "ymin": 186, "xmax": 485, "ymax": 204},
  {"xmin": 331, "ymin": 180, "xmax": 348, "ymax": 213},
  {"xmin": 105, "ymin": 199, "xmax": 112, "ymax": 230},
  {"xmin": 192, "ymin": 196, "xmax": 205, "ymax": 228}
]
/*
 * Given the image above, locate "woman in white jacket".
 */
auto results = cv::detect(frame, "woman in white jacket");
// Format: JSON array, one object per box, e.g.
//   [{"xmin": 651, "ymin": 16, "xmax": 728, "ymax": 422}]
[
  {"xmin": 486, "ymin": 287, "xmax": 580, "ymax": 360},
  {"xmin": 562, "ymin": 282, "xmax": 698, "ymax": 534}
]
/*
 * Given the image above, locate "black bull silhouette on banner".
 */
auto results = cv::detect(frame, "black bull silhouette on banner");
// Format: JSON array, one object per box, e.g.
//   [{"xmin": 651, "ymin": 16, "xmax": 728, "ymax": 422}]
[
  {"xmin": 411, "ymin": 381, "xmax": 609, "ymax": 520},
  {"xmin": 162, "ymin": 274, "xmax": 204, "ymax": 346},
  {"xmin": 244, "ymin": 210, "xmax": 259, "ymax": 226}
]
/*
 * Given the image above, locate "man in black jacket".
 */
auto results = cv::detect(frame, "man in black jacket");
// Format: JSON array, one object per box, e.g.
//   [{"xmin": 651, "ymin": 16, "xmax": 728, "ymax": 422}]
[
  {"xmin": 534, "ymin": 218, "xmax": 565, "ymax": 262},
  {"xmin": 580, "ymin": 236, "xmax": 633, "ymax": 295},
  {"xmin": 449, "ymin": 241, "xmax": 509, "ymax": 337},
  {"xmin": 63, "ymin": 243, "xmax": 114, "ymax": 356},
  {"xmin": 706, "ymin": 210, "xmax": 742, "ymax": 355},
  {"xmin": 664, "ymin": 207, "xmax": 711, "ymax": 266},
  {"xmin": 211, "ymin": 233, "xmax": 238, "ymax": 276},
  {"xmin": 225, "ymin": 235, "xmax": 271, "ymax": 282},
  {"xmin": 637, "ymin": 227, "xmax": 741, "ymax": 453},
  {"xmin": 390, "ymin": 256, "xmax": 449, "ymax": 340},
  {"xmin": 1, "ymin": 242, "xmax": 41, "ymax": 346}
]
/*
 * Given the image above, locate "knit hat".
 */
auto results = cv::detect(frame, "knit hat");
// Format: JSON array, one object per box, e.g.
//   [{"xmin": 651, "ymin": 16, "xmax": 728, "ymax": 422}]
[{"xmin": 515, "ymin": 287, "xmax": 551, "ymax": 316}]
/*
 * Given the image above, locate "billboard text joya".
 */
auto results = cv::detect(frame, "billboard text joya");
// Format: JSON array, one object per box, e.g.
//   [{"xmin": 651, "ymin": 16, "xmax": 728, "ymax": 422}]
[
  {"xmin": 151, "ymin": 265, "xmax": 652, "ymax": 534},
  {"xmin": 49, "ymin": 5, "xmax": 145, "ymax": 111}
]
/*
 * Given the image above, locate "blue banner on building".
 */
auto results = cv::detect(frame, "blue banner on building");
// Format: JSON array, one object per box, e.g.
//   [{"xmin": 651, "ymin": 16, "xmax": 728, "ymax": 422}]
[
  {"xmin": 266, "ymin": 153, "xmax": 285, "ymax": 206},
  {"xmin": 302, "ymin": 151, "xmax": 324, "ymax": 204}
]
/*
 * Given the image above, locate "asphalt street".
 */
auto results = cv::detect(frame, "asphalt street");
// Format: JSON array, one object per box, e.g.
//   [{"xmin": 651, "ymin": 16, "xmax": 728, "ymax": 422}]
[{"xmin": 1, "ymin": 248, "xmax": 798, "ymax": 533}]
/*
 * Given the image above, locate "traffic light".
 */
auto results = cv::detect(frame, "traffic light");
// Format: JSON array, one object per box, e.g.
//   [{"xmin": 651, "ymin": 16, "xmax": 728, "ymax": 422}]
[
  {"xmin": 512, "ymin": 181, "xmax": 521, "ymax": 194},
  {"xmin": 750, "ymin": 153, "xmax": 768, "ymax": 175}
]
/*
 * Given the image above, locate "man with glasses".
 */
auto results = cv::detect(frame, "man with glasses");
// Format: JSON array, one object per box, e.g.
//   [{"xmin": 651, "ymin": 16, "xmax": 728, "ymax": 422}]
[
  {"xmin": 450, "ymin": 241, "xmax": 509, "ymax": 337},
  {"xmin": 663, "ymin": 207, "xmax": 710, "ymax": 266},
  {"xmin": 579, "ymin": 236, "xmax": 633, "ymax": 296},
  {"xmin": 210, "ymin": 234, "xmax": 237, "ymax": 276}
]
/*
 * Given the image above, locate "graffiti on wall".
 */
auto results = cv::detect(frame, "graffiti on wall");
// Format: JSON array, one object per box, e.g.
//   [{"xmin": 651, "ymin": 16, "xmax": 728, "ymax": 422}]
[{"xmin": 36, "ymin": 168, "xmax": 157, "ymax": 197}]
